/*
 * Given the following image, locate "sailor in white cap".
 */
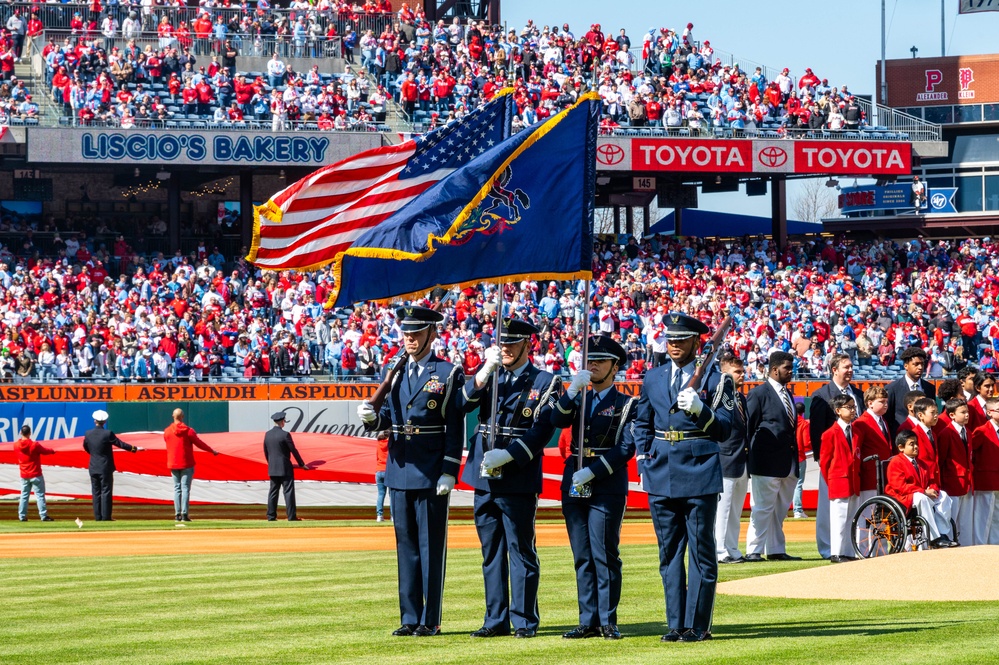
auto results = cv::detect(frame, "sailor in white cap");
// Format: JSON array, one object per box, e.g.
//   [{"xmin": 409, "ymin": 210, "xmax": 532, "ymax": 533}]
[{"xmin": 83, "ymin": 409, "xmax": 144, "ymax": 521}]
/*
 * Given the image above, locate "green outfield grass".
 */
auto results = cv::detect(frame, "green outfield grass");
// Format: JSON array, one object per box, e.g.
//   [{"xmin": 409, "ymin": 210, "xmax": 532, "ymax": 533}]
[{"xmin": 3, "ymin": 538, "xmax": 997, "ymax": 665}]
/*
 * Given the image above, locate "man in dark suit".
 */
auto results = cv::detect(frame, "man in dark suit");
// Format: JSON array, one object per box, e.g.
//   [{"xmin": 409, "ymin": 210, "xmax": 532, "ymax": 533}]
[
  {"xmin": 808, "ymin": 353, "xmax": 865, "ymax": 559},
  {"xmin": 886, "ymin": 346, "xmax": 937, "ymax": 432},
  {"xmin": 550, "ymin": 335, "xmax": 636, "ymax": 641},
  {"xmin": 632, "ymin": 312, "xmax": 735, "ymax": 643},
  {"xmin": 461, "ymin": 318, "xmax": 562, "ymax": 639},
  {"xmin": 714, "ymin": 353, "xmax": 749, "ymax": 565},
  {"xmin": 357, "ymin": 306, "xmax": 465, "ymax": 638},
  {"xmin": 264, "ymin": 411, "xmax": 309, "ymax": 521},
  {"xmin": 83, "ymin": 409, "xmax": 143, "ymax": 521},
  {"xmin": 745, "ymin": 351, "xmax": 801, "ymax": 561}
]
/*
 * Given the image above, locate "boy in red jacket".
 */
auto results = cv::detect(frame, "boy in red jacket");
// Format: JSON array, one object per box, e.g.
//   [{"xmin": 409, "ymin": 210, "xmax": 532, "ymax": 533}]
[
  {"xmin": 16, "ymin": 424, "xmax": 56, "ymax": 522},
  {"xmin": 971, "ymin": 396, "xmax": 999, "ymax": 545},
  {"xmin": 820, "ymin": 394, "xmax": 861, "ymax": 562},
  {"xmin": 937, "ymin": 398, "xmax": 974, "ymax": 546},
  {"xmin": 854, "ymin": 385, "xmax": 894, "ymax": 503},
  {"xmin": 886, "ymin": 430, "xmax": 957, "ymax": 548}
]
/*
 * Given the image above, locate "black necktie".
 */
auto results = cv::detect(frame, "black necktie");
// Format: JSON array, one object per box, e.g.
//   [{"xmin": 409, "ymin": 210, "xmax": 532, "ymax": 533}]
[
  {"xmin": 961, "ymin": 428, "xmax": 968, "ymax": 450},
  {"xmin": 671, "ymin": 367, "xmax": 684, "ymax": 399},
  {"xmin": 845, "ymin": 424, "xmax": 853, "ymax": 448},
  {"xmin": 911, "ymin": 457, "xmax": 920, "ymax": 478},
  {"xmin": 879, "ymin": 418, "xmax": 890, "ymax": 442}
]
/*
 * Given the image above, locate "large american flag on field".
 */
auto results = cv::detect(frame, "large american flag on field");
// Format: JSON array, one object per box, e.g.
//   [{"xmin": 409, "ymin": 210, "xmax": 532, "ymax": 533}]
[{"xmin": 247, "ymin": 91, "xmax": 514, "ymax": 272}]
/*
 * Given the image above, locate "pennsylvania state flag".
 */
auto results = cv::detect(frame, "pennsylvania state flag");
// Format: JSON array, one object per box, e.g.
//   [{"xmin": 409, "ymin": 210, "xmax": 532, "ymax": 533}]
[{"xmin": 327, "ymin": 93, "xmax": 599, "ymax": 307}]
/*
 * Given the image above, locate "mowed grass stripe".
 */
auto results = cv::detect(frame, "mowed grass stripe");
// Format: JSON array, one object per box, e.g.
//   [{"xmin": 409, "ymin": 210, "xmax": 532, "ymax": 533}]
[{"xmin": 3, "ymin": 544, "xmax": 998, "ymax": 664}]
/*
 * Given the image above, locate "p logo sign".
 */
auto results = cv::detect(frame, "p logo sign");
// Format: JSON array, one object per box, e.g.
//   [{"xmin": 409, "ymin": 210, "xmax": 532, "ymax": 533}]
[{"xmin": 925, "ymin": 69, "xmax": 943, "ymax": 92}]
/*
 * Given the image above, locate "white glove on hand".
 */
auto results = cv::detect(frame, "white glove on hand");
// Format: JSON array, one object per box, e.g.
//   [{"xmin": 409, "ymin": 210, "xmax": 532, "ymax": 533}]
[
  {"xmin": 475, "ymin": 346, "xmax": 502, "ymax": 385},
  {"xmin": 481, "ymin": 448, "xmax": 514, "ymax": 471},
  {"xmin": 677, "ymin": 387, "xmax": 703, "ymax": 416},
  {"xmin": 566, "ymin": 370, "xmax": 592, "ymax": 399},
  {"xmin": 436, "ymin": 474, "xmax": 456, "ymax": 496},
  {"xmin": 357, "ymin": 402, "xmax": 377, "ymax": 424},
  {"xmin": 571, "ymin": 467, "xmax": 596, "ymax": 490}
]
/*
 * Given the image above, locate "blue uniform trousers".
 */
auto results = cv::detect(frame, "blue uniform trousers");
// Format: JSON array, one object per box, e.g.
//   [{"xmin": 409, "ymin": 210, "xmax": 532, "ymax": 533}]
[
  {"xmin": 648, "ymin": 493, "xmax": 718, "ymax": 632},
  {"xmin": 562, "ymin": 494, "xmax": 626, "ymax": 627},
  {"xmin": 390, "ymin": 488, "xmax": 450, "ymax": 627},
  {"xmin": 473, "ymin": 490, "xmax": 540, "ymax": 632}
]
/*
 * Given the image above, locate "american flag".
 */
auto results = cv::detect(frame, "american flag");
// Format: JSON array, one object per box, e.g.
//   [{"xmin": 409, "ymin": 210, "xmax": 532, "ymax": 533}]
[{"xmin": 247, "ymin": 93, "xmax": 513, "ymax": 272}]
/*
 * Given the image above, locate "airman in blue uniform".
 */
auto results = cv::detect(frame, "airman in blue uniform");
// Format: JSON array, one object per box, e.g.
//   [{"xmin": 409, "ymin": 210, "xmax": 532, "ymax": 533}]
[
  {"xmin": 632, "ymin": 313, "xmax": 735, "ymax": 643},
  {"xmin": 461, "ymin": 318, "xmax": 562, "ymax": 639},
  {"xmin": 357, "ymin": 306, "xmax": 465, "ymax": 638},
  {"xmin": 551, "ymin": 335, "xmax": 637, "ymax": 641}
]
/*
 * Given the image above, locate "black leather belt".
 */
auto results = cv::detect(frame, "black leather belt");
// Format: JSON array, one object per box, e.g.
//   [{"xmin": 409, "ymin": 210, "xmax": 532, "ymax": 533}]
[
  {"xmin": 655, "ymin": 430, "xmax": 701, "ymax": 442},
  {"xmin": 477, "ymin": 425, "xmax": 529, "ymax": 437},
  {"xmin": 391, "ymin": 424, "xmax": 444, "ymax": 436}
]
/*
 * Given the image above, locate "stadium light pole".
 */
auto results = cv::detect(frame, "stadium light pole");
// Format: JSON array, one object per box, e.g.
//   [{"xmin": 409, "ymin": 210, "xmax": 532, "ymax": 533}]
[
  {"xmin": 880, "ymin": 0, "xmax": 887, "ymax": 116},
  {"xmin": 941, "ymin": 0, "xmax": 945, "ymax": 57}
]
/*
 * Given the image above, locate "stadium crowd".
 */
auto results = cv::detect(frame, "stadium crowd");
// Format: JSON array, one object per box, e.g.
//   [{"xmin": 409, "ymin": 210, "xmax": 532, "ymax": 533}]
[
  {"xmin": 17, "ymin": 1, "xmax": 867, "ymax": 133},
  {"xmin": 1, "ymin": 224, "xmax": 997, "ymax": 384}
]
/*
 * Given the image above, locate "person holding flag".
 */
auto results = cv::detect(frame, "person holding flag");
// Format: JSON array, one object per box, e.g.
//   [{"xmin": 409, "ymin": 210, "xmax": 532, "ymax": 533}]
[
  {"xmin": 461, "ymin": 318, "xmax": 563, "ymax": 639},
  {"xmin": 631, "ymin": 313, "xmax": 735, "ymax": 643},
  {"xmin": 357, "ymin": 305, "xmax": 466, "ymax": 638},
  {"xmin": 550, "ymin": 335, "xmax": 637, "ymax": 641}
]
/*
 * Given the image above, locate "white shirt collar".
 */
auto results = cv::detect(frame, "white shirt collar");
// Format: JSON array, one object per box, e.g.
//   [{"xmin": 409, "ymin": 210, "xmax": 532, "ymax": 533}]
[
  {"xmin": 767, "ymin": 377, "xmax": 786, "ymax": 394},
  {"xmin": 837, "ymin": 418, "xmax": 852, "ymax": 433}
]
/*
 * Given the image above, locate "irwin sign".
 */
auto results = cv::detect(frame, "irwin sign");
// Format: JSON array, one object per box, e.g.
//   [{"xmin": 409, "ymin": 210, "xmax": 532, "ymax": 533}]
[{"xmin": 596, "ymin": 137, "xmax": 912, "ymax": 176}]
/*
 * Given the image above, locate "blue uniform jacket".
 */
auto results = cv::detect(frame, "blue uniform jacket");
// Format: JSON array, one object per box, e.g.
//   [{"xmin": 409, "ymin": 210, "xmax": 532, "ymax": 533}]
[
  {"xmin": 366, "ymin": 354, "xmax": 465, "ymax": 491},
  {"xmin": 551, "ymin": 387, "xmax": 637, "ymax": 496},
  {"xmin": 632, "ymin": 361, "xmax": 735, "ymax": 498},
  {"xmin": 460, "ymin": 363, "xmax": 562, "ymax": 494}
]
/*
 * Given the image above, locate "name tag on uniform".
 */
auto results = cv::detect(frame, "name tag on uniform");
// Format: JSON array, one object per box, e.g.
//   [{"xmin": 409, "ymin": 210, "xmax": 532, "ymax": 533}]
[{"xmin": 423, "ymin": 380, "xmax": 445, "ymax": 394}]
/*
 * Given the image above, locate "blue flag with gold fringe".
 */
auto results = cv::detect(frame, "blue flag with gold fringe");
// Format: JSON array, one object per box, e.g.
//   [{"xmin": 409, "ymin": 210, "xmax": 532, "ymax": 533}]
[{"xmin": 326, "ymin": 93, "xmax": 599, "ymax": 308}]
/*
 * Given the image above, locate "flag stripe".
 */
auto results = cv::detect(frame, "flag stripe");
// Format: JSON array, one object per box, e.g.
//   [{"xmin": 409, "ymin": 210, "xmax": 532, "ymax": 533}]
[{"xmin": 275, "ymin": 171, "xmax": 440, "ymax": 219}]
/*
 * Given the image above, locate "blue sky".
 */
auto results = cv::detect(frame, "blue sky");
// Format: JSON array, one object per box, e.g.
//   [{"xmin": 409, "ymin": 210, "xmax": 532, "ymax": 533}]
[{"xmin": 501, "ymin": 1, "xmax": 999, "ymax": 221}]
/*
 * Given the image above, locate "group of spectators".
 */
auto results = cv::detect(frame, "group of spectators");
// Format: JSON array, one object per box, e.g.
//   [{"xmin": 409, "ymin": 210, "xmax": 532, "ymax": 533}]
[{"xmin": 3, "ymin": 215, "xmax": 999, "ymax": 385}]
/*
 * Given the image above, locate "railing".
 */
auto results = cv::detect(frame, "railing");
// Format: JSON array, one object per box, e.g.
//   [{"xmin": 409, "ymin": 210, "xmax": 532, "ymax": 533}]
[
  {"xmin": 856, "ymin": 98, "xmax": 942, "ymax": 143},
  {"xmin": 6, "ymin": 2, "xmax": 393, "ymax": 43},
  {"xmin": 56, "ymin": 116, "xmax": 390, "ymax": 132}
]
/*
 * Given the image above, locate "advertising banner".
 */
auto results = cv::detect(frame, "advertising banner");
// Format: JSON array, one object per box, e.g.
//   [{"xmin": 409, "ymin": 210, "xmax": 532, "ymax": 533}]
[
  {"xmin": 597, "ymin": 138, "xmax": 912, "ymax": 176},
  {"xmin": 27, "ymin": 128, "xmax": 384, "ymax": 166},
  {"xmin": 0, "ymin": 402, "xmax": 106, "ymax": 443},
  {"xmin": 881, "ymin": 53, "xmax": 999, "ymax": 107}
]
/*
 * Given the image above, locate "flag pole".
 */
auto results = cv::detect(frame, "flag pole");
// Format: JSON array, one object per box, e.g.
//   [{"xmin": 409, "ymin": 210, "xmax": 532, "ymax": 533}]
[
  {"xmin": 572, "ymin": 279, "xmax": 592, "ymax": 498},
  {"xmin": 481, "ymin": 281, "xmax": 505, "ymax": 479}
]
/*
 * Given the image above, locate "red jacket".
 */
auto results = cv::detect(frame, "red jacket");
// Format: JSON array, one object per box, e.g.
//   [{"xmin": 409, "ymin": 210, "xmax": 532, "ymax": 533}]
[
  {"xmin": 375, "ymin": 437, "xmax": 388, "ymax": 472},
  {"xmin": 913, "ymin": 424, "xmax": 940, "ymax": 485},
  {"xmin": 971, "ymin": 422, "xmax": 999, "ymax": 492},
  {"xmin": 967, "ymin": 396, "xmax": 988, "ymax": 434},
  {"xmin": 886, "ymin": 453, "xmax": 939, "ymax": 511},
  {"xmin": 854, "ymin": 411, "xmax": 894, "ymax": 492},
  {"xmin": 163, "ymin": 422, "xmax": 215, "ymax": 470},
  {"xmin": 937, "ymin": 423, "xmax": 973, "ymax": 497},
  {"xmin": 820, "ymin": 422, "xmax": 859, "ymax": 499},
  {"xmin": 15, "ymin": 438, "xmax": 54, "ymax": 479}
]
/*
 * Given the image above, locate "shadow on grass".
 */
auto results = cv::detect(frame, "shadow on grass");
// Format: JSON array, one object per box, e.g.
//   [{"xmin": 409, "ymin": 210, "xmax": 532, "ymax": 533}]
[{"xmin": 614, "ymin": 618, "xmax": 966, "ymax": 640}]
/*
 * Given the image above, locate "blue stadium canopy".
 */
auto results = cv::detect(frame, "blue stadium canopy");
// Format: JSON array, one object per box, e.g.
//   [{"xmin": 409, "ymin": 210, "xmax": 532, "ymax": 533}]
[{"xmin": 647, "ymin": 209, "xmax": 822, "ymax": 237}]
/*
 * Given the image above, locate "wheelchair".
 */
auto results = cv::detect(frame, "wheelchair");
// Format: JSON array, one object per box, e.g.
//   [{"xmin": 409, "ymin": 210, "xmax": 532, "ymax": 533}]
[{"xmin": 850, "ymin": 455, "xmax": 955, "ymax": 558}]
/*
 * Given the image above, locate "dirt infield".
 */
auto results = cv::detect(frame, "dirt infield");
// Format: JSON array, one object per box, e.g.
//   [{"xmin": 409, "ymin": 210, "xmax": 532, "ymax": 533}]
[
  {"xmin": 718, "ymin": 545, "xmax": 999, "ymax": 601},
  {"xmin": 0, "ymin": 520, "xmax": 817, "ymax": 559}
]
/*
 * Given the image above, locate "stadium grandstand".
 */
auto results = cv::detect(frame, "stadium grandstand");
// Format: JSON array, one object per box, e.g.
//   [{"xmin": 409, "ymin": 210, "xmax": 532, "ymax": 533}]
[{"xmin": 0, "ymin": 0, "xmax": 990, "ymax": 389}]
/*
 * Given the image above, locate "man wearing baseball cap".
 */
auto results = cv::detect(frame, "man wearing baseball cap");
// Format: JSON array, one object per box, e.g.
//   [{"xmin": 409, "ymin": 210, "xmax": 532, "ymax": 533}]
[{"xmin": 83, "ymin": 409, "xmax": 144, "ymax": 522}]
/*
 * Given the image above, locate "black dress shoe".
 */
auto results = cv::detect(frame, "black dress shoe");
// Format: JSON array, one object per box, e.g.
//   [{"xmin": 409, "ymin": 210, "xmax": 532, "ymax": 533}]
[
  {"xmin": 743, "ymin": 553, "xmax": 765, "ymax": 562},
  {"xmin": 829, "ymin": 555, "xmax": 844, "ymax": 564},
  {"xmin": 413, "ymin": 625, "xmax": 439, "ymax": 637},
  {"xmin": 392, "ymin": 624, "xmax": 417, "ymax": 637},
  {"xmin": 767, "ymin": 553, "xmax": 802, "ymax": 561},
  {"xmin": 41, "ymin": 517, "xmax": 55, "ymax": 522},
  {"xmin": 601, "ymin": 624, "xmax": 622, "ymax": 640},
  {"xmin": 562, "ymin": 625, "xmax": 600, "ymax": 639},
  {"xmin": 514, "ymin": 628, "xmax": 536, "ymax": 638},
  {"xmin": 661, "ymin": 629, "xmax": 686, "ymax": 642},
  {"xmin": 681, "ymin": 629, "xmax": 712, "ymax": 642},
  {"xmin": 719, "ymin": 556, "xmax": 745, "ymax": 564},
  {"xmin": 470, "ymin": 626, "xmax": 509, "ymax": 638},
  {"xmin": 267, "ymin": 517, "xmax": 277, "ymax": 521},
  {"xmin": 840, "ymin": 555, "xmax": 858, "ymax": 561}
]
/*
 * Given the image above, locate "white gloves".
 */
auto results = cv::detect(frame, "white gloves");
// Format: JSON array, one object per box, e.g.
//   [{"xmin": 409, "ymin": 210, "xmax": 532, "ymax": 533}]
[
  {"xmin": 436, "ymin": 474, "xmax": 456, "ymax": 495},
  {"xmin": 566, "ymin": 370, "xmax": 592, "ymax": 399},
  {"xmin": 476, "ymin": 346, "xmax": 502, "ymax": 385},
  {"xmin": 677, "ymin": 387, "xmax": 703, "ymax": 416},
  {"xmin": 357, "ymin": 402, "xmax": 377, "ymax": 424},
  {"xmin": 481, "ymin": 448, "xmax": 514, "ymax": 471},
  {"xmin": 571, "ymin": 467, "xmax": 595, "ymax": 490}
]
